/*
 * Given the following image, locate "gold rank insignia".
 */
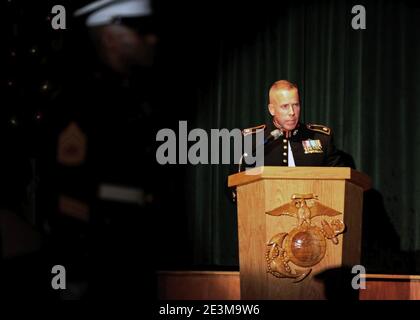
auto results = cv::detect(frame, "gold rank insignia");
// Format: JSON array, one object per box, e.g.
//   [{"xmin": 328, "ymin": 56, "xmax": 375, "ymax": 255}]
[
  {"xmin": 302, "ymin": 139, "xmax": 323, "ymax": 154},
  {"xmin": 242, "ymin": 124, "xmax": 266, "ymax": 136},
  {"xmin": 306, "ymin": 123, "xmax": 331, "ymax": 135}
]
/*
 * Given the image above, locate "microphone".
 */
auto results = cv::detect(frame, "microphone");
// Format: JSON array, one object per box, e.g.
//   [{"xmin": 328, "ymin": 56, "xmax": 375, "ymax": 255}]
[
  {"xmin": 238, "ymin": 129, "xmax": 282, "ymax": 172},
  {"xmin": 264, "ymin": 129, "xmax": 282, "ymax": 145}
]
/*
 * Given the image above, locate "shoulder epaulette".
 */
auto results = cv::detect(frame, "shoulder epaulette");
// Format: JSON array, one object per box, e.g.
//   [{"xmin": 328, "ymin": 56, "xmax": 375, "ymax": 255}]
[
  {"xmin": 306, "ymin": 123, "xmax": 331, "ymax": 135},
  {"xmin": 242, "ymin": 124, "xmax": 266, "ymax": 136}
]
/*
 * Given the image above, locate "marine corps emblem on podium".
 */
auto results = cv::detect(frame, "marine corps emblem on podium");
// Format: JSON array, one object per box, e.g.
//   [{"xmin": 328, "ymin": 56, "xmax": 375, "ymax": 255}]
[{"xmin": 265, "ymin": 193, "xmax": 345, "ymax": 282}]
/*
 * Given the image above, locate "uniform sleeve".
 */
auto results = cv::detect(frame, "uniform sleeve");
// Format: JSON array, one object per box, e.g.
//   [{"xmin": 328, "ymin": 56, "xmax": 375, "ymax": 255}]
[
  {"xmin": 326, "ymin": 133, "xmax": 355, "ymax": 168},
  {"xmin": 225, "ymin": 149, "xmax": 243, "ymax": 203}
]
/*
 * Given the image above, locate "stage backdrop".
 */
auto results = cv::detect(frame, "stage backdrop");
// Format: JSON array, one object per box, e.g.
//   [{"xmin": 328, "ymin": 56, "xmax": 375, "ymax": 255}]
[{"xmin": 185, "ymin": 0, "xmax": 420, "ymax": 272}]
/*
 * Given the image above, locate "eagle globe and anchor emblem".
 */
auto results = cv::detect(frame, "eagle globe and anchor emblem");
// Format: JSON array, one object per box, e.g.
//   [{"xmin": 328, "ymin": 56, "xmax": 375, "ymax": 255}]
[{"xmin": 265, "ymin": 193, "xmax": 346, "ymax": 282}]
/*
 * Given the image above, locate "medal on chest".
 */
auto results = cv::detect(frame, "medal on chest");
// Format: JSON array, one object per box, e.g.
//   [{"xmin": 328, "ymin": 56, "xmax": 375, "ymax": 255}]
[{"xmin": 302, "ymin": 139, "xmax": 323, "ymax": 154}]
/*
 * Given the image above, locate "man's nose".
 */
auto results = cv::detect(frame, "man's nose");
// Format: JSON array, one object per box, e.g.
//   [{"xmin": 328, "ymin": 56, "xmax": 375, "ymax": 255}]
[{"xmin": 288, "ymin": 105, "xmax": 295, "ymax": 116}]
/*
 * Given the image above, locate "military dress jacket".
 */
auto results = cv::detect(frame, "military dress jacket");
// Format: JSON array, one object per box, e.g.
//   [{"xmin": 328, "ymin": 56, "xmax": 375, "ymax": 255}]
[{"xmin": 241, "ymin": 121, "xmax": 345, "ymax": 169}]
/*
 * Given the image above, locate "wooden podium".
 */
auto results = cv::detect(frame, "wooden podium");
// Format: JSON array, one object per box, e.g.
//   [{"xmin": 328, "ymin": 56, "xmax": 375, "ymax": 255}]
[{"xmin": 228, "ymin": 166, "xmax": 371, "ymax": 300}]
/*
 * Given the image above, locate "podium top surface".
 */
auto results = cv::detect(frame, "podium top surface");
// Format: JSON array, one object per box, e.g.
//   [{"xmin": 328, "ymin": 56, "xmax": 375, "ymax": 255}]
[{"xmin": 228, "ymin": 166, "xmax": 371, "ymax": 191}]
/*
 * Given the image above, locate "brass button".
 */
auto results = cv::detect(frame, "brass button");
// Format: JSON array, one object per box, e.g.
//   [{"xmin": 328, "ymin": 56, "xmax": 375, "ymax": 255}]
[
  {"xmin": 283, "ymin": 159, "xmax": 287, "ymax": 163},
  {"xmin": 283, "ymin": 152, "xmax": 287, "ymax": 156},
  {"xmin": 283, "ymin": 139, "xmax": 287, "ymax": 143},
  {"xmin": 283, "ymin": 146, "xmax": 287, "ymax": 149}
]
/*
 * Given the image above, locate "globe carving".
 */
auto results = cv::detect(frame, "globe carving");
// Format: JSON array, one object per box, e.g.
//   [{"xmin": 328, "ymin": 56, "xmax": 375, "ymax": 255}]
[{"xmin": 285, "ymin": 226, "xmax": 326, "ymax": 267}]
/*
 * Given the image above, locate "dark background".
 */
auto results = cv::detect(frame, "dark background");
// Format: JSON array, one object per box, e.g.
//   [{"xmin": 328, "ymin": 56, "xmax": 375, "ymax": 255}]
[{"xmin": 0, "ymin": 0, "xmax": 420, "ymax": 299}]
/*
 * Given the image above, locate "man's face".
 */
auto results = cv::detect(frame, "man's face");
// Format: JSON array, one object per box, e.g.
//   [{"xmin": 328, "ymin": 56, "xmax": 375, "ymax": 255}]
[
  {"xmin": 99, "ymin": 24, "xmax": 158, "ymax": 73},
  {"xmin": 123, "ymin": 28, "xmax": 158, "ymax": 68},
  {"xmin": 116, "ymin": 26, "xmax": 157, "ymax": 67},
  {"xmin": 268, "ymin": 88, "xmax": 301, "ymax": 131}
]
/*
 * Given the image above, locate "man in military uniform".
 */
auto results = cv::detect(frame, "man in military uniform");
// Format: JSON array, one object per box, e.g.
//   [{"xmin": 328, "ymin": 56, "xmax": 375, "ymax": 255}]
[
  {"xmin": 77, "ymin": 0, "xmax": 160, "ymax": 300},
  {"xmin": 239, "ymin": 80, "xmax": 347, "ymax": 171},
  {"xmin": 38, "ymin": 0, "xmax": 161, "ymax": 300}
]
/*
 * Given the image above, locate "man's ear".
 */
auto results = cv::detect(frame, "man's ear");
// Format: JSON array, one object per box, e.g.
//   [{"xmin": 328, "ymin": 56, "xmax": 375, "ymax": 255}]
[{"xmin": 268, "ymin": 104, "xmax": 275, "ymax": 116}]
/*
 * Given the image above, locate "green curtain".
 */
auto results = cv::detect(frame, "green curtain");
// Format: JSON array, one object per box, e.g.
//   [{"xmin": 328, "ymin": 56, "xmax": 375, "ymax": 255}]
[{"xmin": 187, "ymin": 0, "xmax": 420, "ymax": 272}]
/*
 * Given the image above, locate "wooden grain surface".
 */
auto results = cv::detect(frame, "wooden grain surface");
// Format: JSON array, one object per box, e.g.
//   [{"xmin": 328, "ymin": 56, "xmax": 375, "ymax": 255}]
[
  {"xmin": 234, "ymin": 173, "xmax": 365, "ymax": 299},
  {"xmin": 228, "ymin": 167, "xmax": 371, "ymax": 191},
  {"xmin": 157, "ymin": 271, "xmax": 420, "ymax": 300}
]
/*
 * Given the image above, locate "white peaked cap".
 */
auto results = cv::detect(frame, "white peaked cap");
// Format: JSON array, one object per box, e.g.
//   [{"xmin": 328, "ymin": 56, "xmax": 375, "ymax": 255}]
[{"xmin": 74, "ymin": 0, "xmax": 152, "ymax": 27}]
